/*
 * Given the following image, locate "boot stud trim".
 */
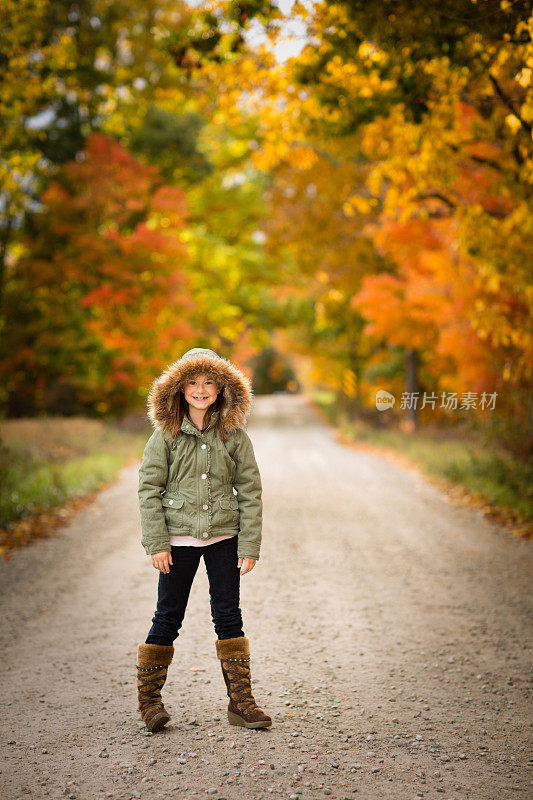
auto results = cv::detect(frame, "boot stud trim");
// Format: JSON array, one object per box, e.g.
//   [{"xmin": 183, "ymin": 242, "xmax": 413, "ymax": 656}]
[
  {"xmin": 224, "ymin": 657, "xmax": 250, "ymax": 662},
  {"xmin": 137, "ymin": 664, "xmax": 168, "ymax": 671}
]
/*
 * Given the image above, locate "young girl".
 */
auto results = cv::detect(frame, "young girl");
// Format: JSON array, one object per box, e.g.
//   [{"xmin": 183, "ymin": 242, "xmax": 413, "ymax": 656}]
[{"xmin": 136, "ymin": 347, "xmax": 271, "ymax": 733}]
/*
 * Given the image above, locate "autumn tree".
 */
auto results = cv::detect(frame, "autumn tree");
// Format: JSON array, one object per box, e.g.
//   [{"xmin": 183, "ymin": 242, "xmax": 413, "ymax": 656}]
[
  {"xmin": 180, "ymin": 0, "xmax": 533, "ymax": 436},
  {"xmin": 1, "ymin": 133, "xmax": 190, "ymax": 415},
  {"xmin": 0, "ymin": 0, "xmax": 195, "ymax": 358}
]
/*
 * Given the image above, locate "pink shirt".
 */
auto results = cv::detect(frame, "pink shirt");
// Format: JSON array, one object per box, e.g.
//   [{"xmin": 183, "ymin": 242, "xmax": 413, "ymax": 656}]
[{"xmin": 169, "ymin": 533, "xmax": 237, "ymax": 547}]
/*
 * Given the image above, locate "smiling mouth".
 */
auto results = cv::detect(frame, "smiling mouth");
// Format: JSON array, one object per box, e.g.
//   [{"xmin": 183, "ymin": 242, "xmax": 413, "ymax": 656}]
[{"xmin": 193, "ymin": 397, "xmax": 209, "ymax": 400}]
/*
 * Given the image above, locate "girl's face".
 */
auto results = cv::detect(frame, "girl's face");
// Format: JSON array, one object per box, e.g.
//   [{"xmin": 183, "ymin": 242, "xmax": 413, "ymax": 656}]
[{"xmin": 183, "ymin": 373, "xmax": 219, "ymax": 412}]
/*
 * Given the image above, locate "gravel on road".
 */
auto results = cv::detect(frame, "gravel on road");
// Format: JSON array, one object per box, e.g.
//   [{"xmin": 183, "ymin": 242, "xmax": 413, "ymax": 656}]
[{"xmin": 1, "ymin": 394, "xmax": 531, "ymax": 800}]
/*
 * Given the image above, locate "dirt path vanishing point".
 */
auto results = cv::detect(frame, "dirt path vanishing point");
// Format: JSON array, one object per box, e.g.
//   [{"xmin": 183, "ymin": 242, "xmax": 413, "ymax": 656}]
[{"xmin": 1, "ymin": 394, "xmax": 531, "ymax": 800}]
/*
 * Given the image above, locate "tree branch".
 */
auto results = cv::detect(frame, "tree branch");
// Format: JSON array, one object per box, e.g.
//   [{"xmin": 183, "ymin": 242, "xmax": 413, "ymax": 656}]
[
  {"xmin": 416, "ymin": 191, "xmax": 508, "ymax": 219},
  {"xmin": 488, "ymin": 73, "xmax": 532, "ymax": 135}
]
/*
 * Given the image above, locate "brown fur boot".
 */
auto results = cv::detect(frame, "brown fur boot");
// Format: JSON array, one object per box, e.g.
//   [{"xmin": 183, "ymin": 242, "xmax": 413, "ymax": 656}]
[
  {"xmin": 136, "ymin": 643, "xmax": 174, "ymax": 732},
  {"xmin": 215, "ymin": 636, "xmax": 272, "ymax": 729}
]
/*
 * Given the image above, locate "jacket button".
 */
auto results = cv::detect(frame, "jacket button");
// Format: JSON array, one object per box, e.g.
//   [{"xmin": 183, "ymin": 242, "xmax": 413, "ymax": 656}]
[
  {"xmin": 201, "ymin": 473, "xmax": 207, "ymax": 479},
  {"xmin": 202, "ymin": 532, "xmax": 209, "ymax": 538},
  {"xmin": 201, "ymin": 444, "xmax": 207, "ymax": 449},
  {"xmin": 202, "ymin": 504, "xmax": 208, "ymax": 510},
  {"xmin": 168, "ymin": 499, "xmax": 174, "ymax": 505}
]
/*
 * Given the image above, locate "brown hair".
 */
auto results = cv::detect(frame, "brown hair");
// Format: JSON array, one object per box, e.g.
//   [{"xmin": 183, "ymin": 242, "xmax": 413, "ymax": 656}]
[{"xmin": 167, "ymin": 376, "xmax": 228, "ymax": 442}]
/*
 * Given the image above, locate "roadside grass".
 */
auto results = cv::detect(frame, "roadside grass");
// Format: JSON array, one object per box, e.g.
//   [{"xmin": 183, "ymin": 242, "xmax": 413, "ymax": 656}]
[
  {"xmin": 0, "ymin": 415, "xmax": 152, "ymax": 555},
  {"xmin": 311, "ymin": 391, "xmax": 532, "ymax": 536}
]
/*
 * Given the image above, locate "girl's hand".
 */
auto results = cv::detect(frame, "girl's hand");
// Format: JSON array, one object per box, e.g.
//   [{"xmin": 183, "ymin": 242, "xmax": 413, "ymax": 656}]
[
  {"xmin": 151, "ymin": 551, "xmax": 173, "ymax": 573},
  {"xmin": 238, "ymin": 556, "xmax": 256, "ymax": 575}
]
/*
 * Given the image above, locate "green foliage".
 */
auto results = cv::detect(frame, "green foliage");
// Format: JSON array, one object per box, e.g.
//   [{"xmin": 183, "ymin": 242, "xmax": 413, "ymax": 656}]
[
  {"xmin": 441, "ymin": 452, "xmax": 533, "ymax": 519},
  {"xmin": 247, "ymin": 346, "xmax": 300, "ymax": 394},
  {"xmin": 0, "ymin": 416, "xmax": 151, "ymax": 529},
  {"xmin": 129, "ymin": 106, "xmax": 213, "ymax": 183}
]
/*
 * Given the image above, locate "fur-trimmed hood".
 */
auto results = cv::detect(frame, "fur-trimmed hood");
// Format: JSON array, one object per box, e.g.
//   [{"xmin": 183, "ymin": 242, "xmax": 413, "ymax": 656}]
[{"xmin": 147, "ymin": 347, "xmax": 253, "ymax": 435}]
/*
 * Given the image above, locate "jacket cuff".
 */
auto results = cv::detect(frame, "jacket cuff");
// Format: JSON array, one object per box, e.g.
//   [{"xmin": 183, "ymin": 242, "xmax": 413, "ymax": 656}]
[
  {"xmin": 143, "ymin": 541, "xmax": 171, "ymax": 556},
  {"xmin": 238, "ymin": 548, "xmax": 260, "ymax": 561}
]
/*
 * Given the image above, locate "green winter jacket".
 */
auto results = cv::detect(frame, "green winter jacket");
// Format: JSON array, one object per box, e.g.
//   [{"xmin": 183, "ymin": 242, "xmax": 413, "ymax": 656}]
[{"xmin": 138, "ymin": 348, "xmax": 263, "ymax": 560}]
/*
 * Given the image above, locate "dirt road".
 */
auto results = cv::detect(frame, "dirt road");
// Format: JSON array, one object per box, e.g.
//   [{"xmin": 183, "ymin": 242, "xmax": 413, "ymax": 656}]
[{"xmin": 1, "ymin": 394, "xmax": 531, "ymax": 800}]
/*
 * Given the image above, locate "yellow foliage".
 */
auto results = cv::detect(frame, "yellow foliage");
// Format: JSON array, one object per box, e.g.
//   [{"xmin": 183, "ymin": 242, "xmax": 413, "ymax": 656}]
[
  {"xmin": 515, "ymin": 67, "xmax": 531, "ymax": 88},
  {"xmin": 505, "ymin": 114, "xmax": 522, "ymax": 134}
]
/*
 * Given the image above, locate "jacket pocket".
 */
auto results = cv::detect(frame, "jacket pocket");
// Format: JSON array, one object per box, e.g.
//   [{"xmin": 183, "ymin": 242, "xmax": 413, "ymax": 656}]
[
  {"xmin": 162, "ymin": 494, "xmax": 184, "ymax": 529},
  {"xmin": 217, "ymin": 495, "xmax": 239, "ymax": 528}
]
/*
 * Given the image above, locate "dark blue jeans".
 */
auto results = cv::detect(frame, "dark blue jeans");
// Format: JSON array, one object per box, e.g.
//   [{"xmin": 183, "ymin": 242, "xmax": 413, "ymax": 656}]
[{"xmin": 145, "ymin": 534, "xmax": 245, "ymax": 645}]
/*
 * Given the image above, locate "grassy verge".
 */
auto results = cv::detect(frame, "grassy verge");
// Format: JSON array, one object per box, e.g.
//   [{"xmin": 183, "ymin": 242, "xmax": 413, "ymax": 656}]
[
  {"xmin": 0, "ymin": 415, "xmax": 152, "ymax": 556},
  {"xmin": 310, "ymin": 391, "xmax": 532, "ymax": 537}
]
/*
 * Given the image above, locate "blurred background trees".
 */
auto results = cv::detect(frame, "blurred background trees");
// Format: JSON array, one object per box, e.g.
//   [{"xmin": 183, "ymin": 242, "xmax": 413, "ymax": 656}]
[{"xmin": 1, "ymin": 0, "xmax": 531, "ymax": 455}]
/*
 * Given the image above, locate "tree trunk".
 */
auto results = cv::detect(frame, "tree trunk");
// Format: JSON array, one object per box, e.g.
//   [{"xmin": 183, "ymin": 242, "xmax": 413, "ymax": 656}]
[{"xmin": 404, "ymin": 348, "xmax": 418, "ymax": 432}]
